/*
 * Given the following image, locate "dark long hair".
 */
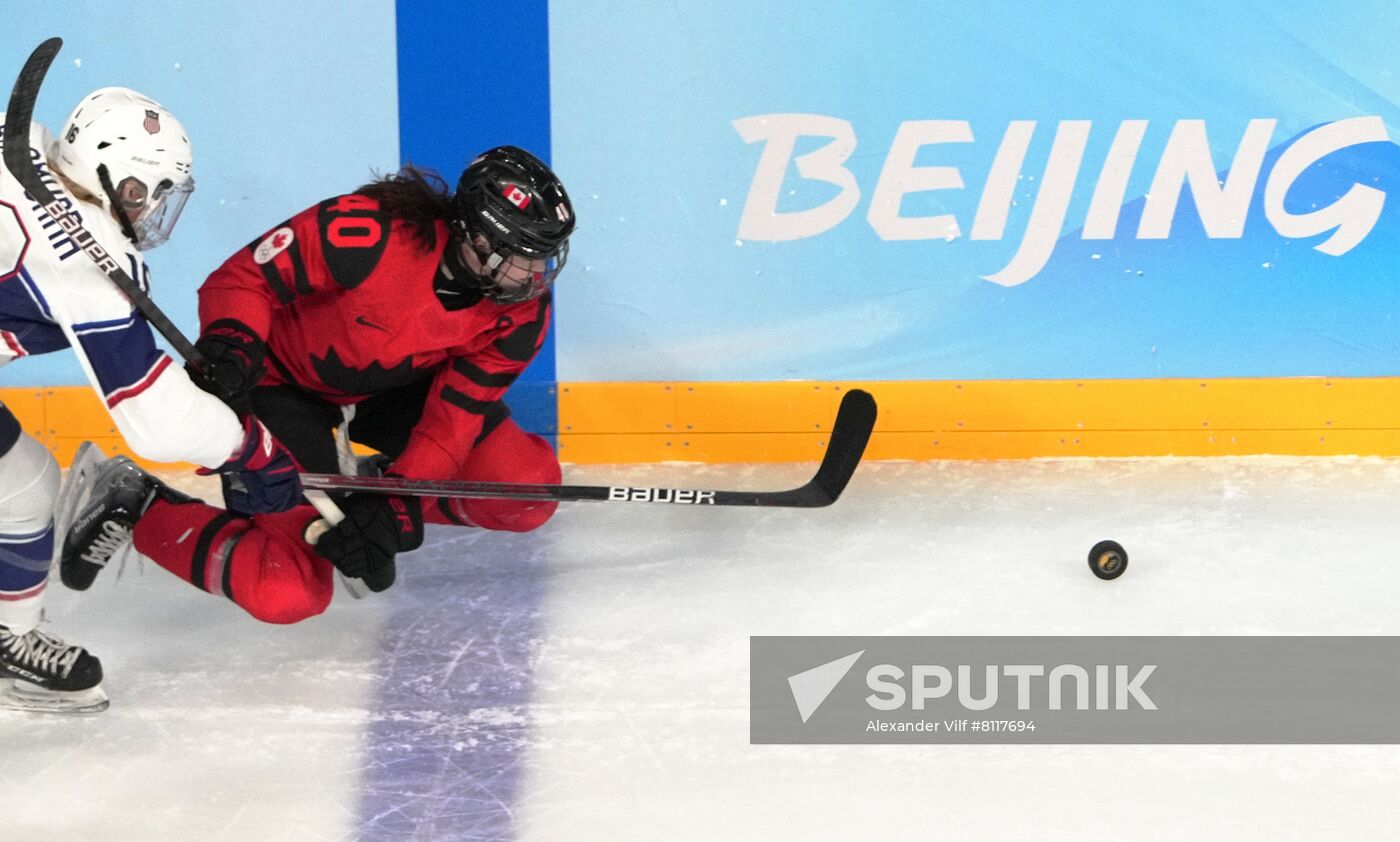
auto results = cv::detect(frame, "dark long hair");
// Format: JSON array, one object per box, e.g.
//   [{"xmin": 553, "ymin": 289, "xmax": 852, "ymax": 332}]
[{"xmin": 355, "ymin": 164, "xmax": 455, "ymax": 250}]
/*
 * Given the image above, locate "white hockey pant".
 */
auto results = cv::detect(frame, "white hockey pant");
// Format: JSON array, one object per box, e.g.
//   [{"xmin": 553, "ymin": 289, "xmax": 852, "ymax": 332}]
[{"xmin": 0, "ymin": 402, "xmax": 60, "ymax": 634}]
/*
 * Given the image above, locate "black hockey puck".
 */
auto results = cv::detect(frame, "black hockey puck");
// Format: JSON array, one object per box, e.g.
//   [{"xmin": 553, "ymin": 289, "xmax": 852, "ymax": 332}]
[{"xmin": 1088, "ymin": 540, "xmax": 1128, "ymax": 580}]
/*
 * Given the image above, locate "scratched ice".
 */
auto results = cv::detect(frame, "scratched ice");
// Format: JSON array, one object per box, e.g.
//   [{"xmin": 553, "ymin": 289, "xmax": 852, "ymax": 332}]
[
  {"xmin": 5, "ymin": 459, "xmax": 1400, "ymax": 839},
  {"xmin": 355, "ymin": 523, "xmax": 550, "ymax": 841}
]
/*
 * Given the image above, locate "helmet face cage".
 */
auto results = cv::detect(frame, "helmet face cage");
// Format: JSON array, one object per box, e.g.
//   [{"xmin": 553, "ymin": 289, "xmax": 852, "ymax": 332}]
[
  {"xmin": 452, "ymin": 146, "xmax": 575, "ymax": 303},
  {"xmin": 459, "ymin": 218, "xmax": 569, "ymax": 303},
  {"xmin": 130, "ymin": 177, "xmax": 194, "ymax": 251}
]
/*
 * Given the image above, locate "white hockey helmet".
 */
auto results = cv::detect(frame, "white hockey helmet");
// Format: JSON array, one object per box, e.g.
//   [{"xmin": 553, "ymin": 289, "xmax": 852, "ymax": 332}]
[{"xmin": 49, "ymin": 87, "xmax": 194, "ymax": 251}]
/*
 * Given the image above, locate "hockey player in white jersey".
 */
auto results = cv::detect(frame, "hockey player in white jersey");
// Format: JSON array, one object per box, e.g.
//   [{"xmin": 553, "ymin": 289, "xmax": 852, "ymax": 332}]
[{"xmin": 0, "ymin": 87, "xmax": 303, "ymax": 713}]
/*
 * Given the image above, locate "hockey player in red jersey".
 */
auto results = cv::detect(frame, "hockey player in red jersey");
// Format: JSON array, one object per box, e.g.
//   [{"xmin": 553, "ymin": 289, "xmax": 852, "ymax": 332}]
[{"xmin": 58, "ymin": 148, "xmax": 575, "ymax": 619}]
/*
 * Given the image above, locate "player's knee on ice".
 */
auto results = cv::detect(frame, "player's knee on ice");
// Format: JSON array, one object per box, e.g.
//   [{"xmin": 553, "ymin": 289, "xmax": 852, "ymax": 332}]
[
  {"xmin": 237, "ymin": 558, "xmax": 333, "ymax": 625},
  {"xmin": 454, "ymin": 427, "xmax": 561, "ymax": 532},
  {"xmin": 464, "ymin": 498, "xmax": 559, "ymax": 533},
  {"xmin": 233, "ymin": 517, "xmax": 335, "ymax": 625}
]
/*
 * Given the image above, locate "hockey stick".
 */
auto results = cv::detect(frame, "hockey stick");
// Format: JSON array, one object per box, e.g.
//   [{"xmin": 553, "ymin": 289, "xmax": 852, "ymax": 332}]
[
  {"xmin": 303, "ymin": 388, "xmax": 878, "ymax": 508},
  {"xmin": 5, "ymin": 39, "xmax": 366, "ymax": 598}
]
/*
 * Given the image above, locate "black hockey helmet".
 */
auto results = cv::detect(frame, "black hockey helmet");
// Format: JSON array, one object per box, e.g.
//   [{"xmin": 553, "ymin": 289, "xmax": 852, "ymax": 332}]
[{"xmin": 451, "ymin": 146, "xmax": 575, "ymax": 303}]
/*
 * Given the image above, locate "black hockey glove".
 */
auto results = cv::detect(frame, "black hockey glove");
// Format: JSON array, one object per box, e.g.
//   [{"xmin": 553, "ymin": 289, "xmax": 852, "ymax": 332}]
[
  {"xmin": 191, "ymin": 318, "xmax": 268, "ymax": 411},
  {"xmin": 313, "ymin": 493, "xmax": 423, "ymax": 593}
]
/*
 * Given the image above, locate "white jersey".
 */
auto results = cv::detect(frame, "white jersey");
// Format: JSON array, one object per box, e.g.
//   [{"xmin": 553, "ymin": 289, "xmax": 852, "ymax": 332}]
[{"xmin": 0, "ymin": 116, "xmax": 242, "ymax": 468}]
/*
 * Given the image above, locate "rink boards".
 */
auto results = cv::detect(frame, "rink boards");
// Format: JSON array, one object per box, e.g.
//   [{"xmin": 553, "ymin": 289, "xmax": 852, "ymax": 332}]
[{"xmin": 9, "ymin": 376, "xmax": 1400, "ymax": 466}]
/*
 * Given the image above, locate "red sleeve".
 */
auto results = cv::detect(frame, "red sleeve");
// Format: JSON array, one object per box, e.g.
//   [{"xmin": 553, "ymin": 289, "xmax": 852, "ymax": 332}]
[
  {"xmin": 199, "ymin": 194, "xmax": 392, "ymax": 338},
  {"xmin": 391, "ymin": 294, "xmax": 552, "ymax": 479}
]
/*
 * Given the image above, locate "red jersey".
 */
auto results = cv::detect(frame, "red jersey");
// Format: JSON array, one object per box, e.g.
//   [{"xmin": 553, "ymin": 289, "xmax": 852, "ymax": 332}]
[{"xmin": 198, "ymin": 193, "xmax": 550, "ymax": 480}]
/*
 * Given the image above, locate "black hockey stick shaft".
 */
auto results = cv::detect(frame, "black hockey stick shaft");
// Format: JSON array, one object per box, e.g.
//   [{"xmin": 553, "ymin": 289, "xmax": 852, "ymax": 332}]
[
  {"xmin": 3, "ymin": 37, "xmax": 206, "ymax": 369},
  {"xmin": 303, "ymin": 389, "xmax": 878, "ymax": 508}
]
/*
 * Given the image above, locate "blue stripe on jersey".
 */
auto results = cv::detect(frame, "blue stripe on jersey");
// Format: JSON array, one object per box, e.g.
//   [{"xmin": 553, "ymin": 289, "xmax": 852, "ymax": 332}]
[
  {"xmin": 74, "ymin": 310, "xmax": 166, "ymax": 401},
  {"xmin": 0, "ymin": 525, "xmax": 52, "ymax": 591},
  {"xmin": 72, "ymin": 313, "xmax": 138, "ymax": 334},
  {"xmin": 0, "ymin": 272, "xmax": 69, "ymax": 356},
  {"xmin": 18, "ymin": 267, "xmax": 53, "ymax": 320}
]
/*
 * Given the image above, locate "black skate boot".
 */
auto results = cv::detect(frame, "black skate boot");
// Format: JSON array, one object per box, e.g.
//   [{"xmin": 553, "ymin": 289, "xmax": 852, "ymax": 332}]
[
  {"xmin": 0, "ymin": 623, "xmax": 108, "ymax": 714},
  {"xmin": 55, "ymin": 442, "xmax": 192, "ymax": 591}
]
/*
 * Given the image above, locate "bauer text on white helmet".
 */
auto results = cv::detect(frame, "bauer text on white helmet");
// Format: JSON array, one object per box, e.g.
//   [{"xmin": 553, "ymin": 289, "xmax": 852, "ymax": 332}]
[{"xmin": 48, "ymin": 87, "xmax": 195, "ymax": 251}]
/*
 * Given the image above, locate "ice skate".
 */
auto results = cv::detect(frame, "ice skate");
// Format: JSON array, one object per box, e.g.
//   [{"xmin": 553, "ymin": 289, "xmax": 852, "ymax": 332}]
[
  {"xmin": 0, "ymin": 623, "xmax": 108, "ymax": 714},
  {"xmin": 55, "ymin": 442, "xmax": 187, "ymax": 591}
]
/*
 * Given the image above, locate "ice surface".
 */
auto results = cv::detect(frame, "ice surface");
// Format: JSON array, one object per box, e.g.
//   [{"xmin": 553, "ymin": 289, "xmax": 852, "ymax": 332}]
[{"xmin": 3, "ymin": 459, "xmax": 1400, "ymax": 840}]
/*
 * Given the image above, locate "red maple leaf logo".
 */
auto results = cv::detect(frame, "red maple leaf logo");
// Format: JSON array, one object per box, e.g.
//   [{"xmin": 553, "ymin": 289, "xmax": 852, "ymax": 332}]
[{"xmin": 503, "ymin": 185, "xmax": 531, "ymax": 210}]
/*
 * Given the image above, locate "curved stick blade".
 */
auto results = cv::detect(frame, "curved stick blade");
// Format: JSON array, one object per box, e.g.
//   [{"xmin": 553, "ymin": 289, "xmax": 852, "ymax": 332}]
[
  {"xmin": 3, "ymin": 38, "xmax": 62, "ymax": 182},
  {"xmin": 805, "ymin": 388, "xmax": 878, "ymax": 506}
]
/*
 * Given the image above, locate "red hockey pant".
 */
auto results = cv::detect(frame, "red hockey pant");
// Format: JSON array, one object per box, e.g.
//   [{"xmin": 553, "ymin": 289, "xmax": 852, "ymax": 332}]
[
  {"xmin": 131, "ymin": 418, "xmax": 559, "ymax": 624},
  {"xmin": 418, "ymin": 417, "xmax": 562, "ymax": 531}
]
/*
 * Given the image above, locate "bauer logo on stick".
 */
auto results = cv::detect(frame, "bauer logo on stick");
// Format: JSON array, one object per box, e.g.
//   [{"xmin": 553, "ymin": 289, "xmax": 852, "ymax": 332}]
[{"xmin": 608, "ymin": 487, "xmax": 717, "ymax": 504}]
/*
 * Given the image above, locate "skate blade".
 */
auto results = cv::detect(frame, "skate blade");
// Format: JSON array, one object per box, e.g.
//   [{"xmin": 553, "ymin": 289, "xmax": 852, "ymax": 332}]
[{"xmin": 0, "ymin": 678, "xmax": 110, "ymax": 714}]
